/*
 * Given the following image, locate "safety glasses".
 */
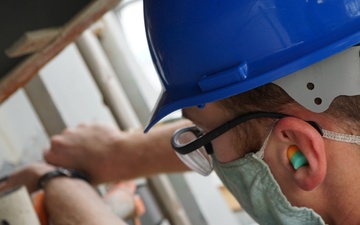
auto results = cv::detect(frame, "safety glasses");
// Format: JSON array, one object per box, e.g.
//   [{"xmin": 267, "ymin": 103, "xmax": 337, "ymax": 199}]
[{"xmin": 171, "ymin": 111, "xmax": 323, "ymax": 176}]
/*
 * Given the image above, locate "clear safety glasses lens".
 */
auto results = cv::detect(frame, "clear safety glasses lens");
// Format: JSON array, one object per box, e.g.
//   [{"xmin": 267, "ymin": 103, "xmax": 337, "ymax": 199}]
[{"xmin": 174, "ymin": 129, "xmax": 213, "ymax": 176}]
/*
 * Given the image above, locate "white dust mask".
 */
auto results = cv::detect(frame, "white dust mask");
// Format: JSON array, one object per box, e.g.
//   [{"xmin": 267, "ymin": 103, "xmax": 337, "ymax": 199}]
[{"xmin": 213, "ymin": 128, "xmax": 326, "ymax": 225}]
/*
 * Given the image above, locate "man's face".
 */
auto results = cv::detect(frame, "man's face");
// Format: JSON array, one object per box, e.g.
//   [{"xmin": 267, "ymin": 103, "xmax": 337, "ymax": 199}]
[
  {"xmin": 182, "ymin": 102, "xmax": 301, "ymax": 208},
  {"xmin": 182, "ymin": 101, "xmax": 291, "ymax": 187}
]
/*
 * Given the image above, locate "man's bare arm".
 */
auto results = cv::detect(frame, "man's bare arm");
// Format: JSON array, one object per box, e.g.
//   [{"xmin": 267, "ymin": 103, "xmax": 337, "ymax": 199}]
[
  {"xmin": 44, "ymin": 178, "xmax": 127, "ymax": 225},
  {"xmin": 45, "ymin": 119, "xmax": 191, "ymax": 184}
]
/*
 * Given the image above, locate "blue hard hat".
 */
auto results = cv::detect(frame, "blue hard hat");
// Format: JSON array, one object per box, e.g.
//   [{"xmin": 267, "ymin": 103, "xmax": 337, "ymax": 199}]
[{"xmin": 144, "ymin": 0, "xmax": 360, "ymax": 131}]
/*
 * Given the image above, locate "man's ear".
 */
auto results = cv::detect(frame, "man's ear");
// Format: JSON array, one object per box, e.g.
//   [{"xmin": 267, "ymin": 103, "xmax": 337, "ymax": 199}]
[{"xmin": 272, "ymin": 117, "xmax": 327, "ymax": 191}]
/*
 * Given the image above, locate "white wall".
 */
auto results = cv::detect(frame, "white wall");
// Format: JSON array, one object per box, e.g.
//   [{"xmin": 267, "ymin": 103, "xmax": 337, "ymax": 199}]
[
  {"xmin": 0, "ymin": 90, "xmax": 48, "ymax": 177},
  {"xmin": 39, "ymin": 44, "xmax": 116, "ymax": 128}
]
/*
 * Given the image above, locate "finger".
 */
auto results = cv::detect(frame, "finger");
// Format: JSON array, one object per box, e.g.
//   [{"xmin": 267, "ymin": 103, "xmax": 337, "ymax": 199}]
[
  {"xmin": 0, "ymin": 177, "xmax": 17, "ymax": 193},
  {"xmin": 0, "ymin": 175, "xmax": 9, "ymax": 192},
  {"xmin": 0, "ymin": 175, "xmax": 9, "ymax": 182},
  {"xmin": 44, "ymin": 138, "xmax": 72, "ymax": 167},
  {"xmin": 43, "ymin": 136, "xmax": 67, "ymax": 163},
  {"xmin": 44, "ymin": 149, "xmax": 67, "ymax": 166},
  {"xmin": 44, "ymin": 148, "xmax": 79, "ymax": 170},
  {"xmin": 50, "ymin": 135, "xmax": 68, "ymax": 148},
  {"xmin": 77, "ymin": 122, "xmax": 90, "ymax": 128},
  {"xmin": 0, "ymin": 181, "xmax": 8, "ymax": 192}
]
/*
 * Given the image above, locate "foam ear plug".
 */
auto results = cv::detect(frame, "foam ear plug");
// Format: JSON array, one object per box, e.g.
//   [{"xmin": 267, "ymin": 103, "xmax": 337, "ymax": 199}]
[{"xmin": 287, "ymin": 145, "xmax": 308, "ymax": 170}]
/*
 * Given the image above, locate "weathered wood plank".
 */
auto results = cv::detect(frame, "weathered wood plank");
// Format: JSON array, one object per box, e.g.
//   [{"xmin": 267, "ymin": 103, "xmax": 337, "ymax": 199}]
[
  {"xmin": 5, "ymin": 28, "xmax": 61, "ymax": 58},
  {"xmin": 0, "ymin": 0, "xmax": 121, "ymax": 104}
]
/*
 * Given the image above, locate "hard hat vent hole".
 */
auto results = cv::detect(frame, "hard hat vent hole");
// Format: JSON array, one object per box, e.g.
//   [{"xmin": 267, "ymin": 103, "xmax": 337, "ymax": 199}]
[
  {"xmin": 314, "ymin": 98, "xmax": 322, "ymax": 105},
  {"xmin": 307, "ymin": 82, "xmax": 315, "ymax": 90}
]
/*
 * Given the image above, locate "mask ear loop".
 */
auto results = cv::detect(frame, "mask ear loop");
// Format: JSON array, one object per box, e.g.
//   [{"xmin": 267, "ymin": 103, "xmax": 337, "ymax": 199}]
[
  {"xmin": 322, "ymin": 129, "xmax": 360, "ymax": 145},
  {"xmin": 253, "ymin": 118, "xmax": 360, "ymax": 160},
  {"xmin": 255, "ymin": 120, "xmax": 279, "ymax": 159}
]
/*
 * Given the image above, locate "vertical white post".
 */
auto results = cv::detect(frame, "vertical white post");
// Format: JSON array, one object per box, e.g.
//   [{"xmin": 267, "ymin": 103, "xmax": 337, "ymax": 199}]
[
  {"xmin": 0, "ymin": 186, "xmax": 40, "ymax": 225},
  {"xmin": 76, "ymin": 30, "xmax": 141, "ymax": 130},
  {"xmin": 76, "ymin": 27, "xmax": 192, "ymax": 225}
]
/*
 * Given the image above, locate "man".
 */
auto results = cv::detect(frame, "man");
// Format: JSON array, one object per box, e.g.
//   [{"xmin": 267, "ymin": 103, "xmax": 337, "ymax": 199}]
[{"xmin": 3, "ymin": 0, "xmax": 360, "ymax": 224}]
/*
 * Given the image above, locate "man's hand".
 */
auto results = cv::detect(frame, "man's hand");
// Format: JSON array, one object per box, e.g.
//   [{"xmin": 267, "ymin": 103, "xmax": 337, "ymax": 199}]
[
  {"xmin": 44, "ymin": 123, "xmax": 138, "ymax": 184},
  {"xmin": 0, "ymin": 162, "xmax": 55, "ymax": 193}
]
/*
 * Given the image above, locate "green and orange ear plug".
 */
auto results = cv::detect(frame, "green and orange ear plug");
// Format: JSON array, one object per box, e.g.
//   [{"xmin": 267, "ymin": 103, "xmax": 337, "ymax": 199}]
[{"xmin": 287, "ymin": 145, "xmax": 308, "ymax": 170}]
